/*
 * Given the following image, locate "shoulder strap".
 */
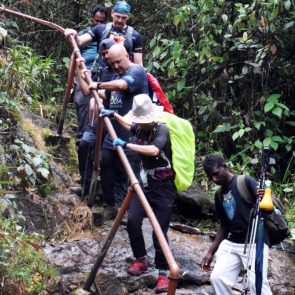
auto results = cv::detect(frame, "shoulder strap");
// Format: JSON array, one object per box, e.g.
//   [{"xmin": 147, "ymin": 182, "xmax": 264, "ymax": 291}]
[
  {"xmin": 101, "ymin": 22, "xmax": 113, "ymax": 40},
  {"xmin": 236, "ymin": 175, "xmax": 254, "ymax": 204},
  {"xmin": 125, "ymin": 26, "xmax": 134, "ymax": 51}
]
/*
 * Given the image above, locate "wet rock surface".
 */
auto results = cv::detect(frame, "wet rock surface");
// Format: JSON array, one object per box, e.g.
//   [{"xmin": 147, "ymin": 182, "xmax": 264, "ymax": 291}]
[{"xmin": 43, "ymin": 217, "xmax": 295, "ymax": 295}]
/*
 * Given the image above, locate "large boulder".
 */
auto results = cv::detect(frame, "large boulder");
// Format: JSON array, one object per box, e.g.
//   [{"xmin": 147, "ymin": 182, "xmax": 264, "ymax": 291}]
[{"xmin": 176, "ymin": 183, "xmax": 215, "ymax": 219}]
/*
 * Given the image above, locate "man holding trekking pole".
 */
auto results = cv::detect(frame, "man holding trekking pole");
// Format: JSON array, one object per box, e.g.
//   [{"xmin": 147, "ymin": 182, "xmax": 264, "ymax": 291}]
[{"xmin": 201, "ymin": 154, "xmax": 272, "ymax": 295}]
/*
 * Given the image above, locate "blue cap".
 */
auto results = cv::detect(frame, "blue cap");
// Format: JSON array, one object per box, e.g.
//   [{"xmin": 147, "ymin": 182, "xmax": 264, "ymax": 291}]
[
  {"xmin": 112, "ymin": 1, "xmax": 131, "ymax": 15},
  {"xmin": 99, "ymin": 38, "xmax": 116, "ymax": 52}
]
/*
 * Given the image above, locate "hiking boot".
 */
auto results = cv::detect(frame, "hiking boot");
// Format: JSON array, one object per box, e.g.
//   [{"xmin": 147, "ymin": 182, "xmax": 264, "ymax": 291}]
[
  {"xmin": 103, "ymin": 205, "xmax": 118, "ymax": 221},
  {"xmin": 127, "ymin": 259, "xmax": 148, "ymax": 276},
  {"xmin": 155, "ymin": 275, "xmax": 169, "ymax": 293}
]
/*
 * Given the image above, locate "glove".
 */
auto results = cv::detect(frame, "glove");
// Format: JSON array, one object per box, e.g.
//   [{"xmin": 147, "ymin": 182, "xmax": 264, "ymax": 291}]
[
  {"xmin": 99, "ymin": 108, "xmax": 115, "ymax": 118},
  {"xmin": 113, "ymin": 138, "xmax": 127, "ymax": 148}
]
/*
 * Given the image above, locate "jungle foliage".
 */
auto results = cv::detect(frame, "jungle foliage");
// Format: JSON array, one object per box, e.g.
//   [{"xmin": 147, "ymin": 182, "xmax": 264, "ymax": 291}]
[{"xmin": 1, "ymin": 1, "xmax": 294, "ymax": 206}]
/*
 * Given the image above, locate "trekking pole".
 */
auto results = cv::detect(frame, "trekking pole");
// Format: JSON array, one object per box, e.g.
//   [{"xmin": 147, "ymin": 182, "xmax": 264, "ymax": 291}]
[{"xmin": 242, "ymin": 146, "xmax": 270, "ymax": 294}]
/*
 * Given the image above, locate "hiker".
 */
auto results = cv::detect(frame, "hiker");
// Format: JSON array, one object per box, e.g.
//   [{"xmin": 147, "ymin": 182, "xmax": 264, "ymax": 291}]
[
  {"xmin": 89, "ymin": 44, "xmax": 148, "ymax": 218},
  {"xmin": 75, "ymin": 39, "xmax": 116, "ymax": 198},
  {"xmin": 99, "ymin": 94, "xmax": 175, "ymax": 293},
  {"xmin": 73, "ymin": 5, "xmax": 108, "ymax": 141},
  {"xmin": 201, "ymin": 154, "xmax": 272, "ymax": 295},
  {"xmin": 64, "ymin": 1, "xmax": 143, "ymax": 66}
]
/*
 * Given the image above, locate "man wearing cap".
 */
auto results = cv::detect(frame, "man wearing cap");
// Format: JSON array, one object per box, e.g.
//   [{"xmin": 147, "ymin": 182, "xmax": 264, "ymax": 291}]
[
  {"xmin": 88, "ymin": 44, "xmax": 148, "ymax": 218},
  {"xmin": 99, "ymin": 94, "xmax": 175, "ymax": 293},
  {"xmin": 64, "ymin": 1, "xmax": 143, "ymax": 66}
]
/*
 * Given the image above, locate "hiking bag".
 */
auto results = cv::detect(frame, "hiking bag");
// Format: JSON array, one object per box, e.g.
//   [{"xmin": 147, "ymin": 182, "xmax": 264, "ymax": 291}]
[
  {"xmin": 236, "ymin": 175, "xmax": 290, "ymax": 246},
  {"xmin": 158, "ymin": 112, "xmax": 195, "ymax": 192}
]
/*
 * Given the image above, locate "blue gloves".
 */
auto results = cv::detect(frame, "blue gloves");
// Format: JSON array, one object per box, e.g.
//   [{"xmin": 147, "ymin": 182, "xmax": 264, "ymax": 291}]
[
  {"xmin": 99, "ymin": 108, "xmax": 115, "ymax": 118},
  {"xmin": 113, "ymin": 138, "xmax": 127, "ymax": 148}
]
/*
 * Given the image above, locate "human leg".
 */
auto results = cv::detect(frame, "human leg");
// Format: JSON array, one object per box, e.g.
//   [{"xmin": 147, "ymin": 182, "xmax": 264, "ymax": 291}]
[{"xmin": 210, "ymin": 240, "xmax": 243, "ymax": 295}]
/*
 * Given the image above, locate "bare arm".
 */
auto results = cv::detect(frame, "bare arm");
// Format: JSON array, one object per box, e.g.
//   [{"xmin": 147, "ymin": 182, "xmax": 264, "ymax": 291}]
[
  {"xmin": 133, "ymin": 52, "xmax": 143, "ymax": 66},
  {"xmin": 113, "ymin": 113, "xmax": 132, "ymax": 131},
  {"xmin": 64, "ymin": 29, "xmax": 93, "ymax": 47},
  {"xmin": 89, "ymin": 79, "xmax": 128, "ymax": 91},
  {"xmin": 201, "ymin": 224, "xmax": 228, "ymax": 272},
  {"xmin": 125, "ymin": 143, "xmax": 160, "ymax": 157}
]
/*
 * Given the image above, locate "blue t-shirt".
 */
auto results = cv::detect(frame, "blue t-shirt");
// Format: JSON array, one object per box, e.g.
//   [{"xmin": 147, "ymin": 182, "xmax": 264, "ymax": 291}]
[
  {"xmin": 89, "ymin": 24, "xmax": 142, "ymax": 56},
  {"xmin": 102, "ymin": 64, "xmax": 148, "ymax": 149},
  {"xmin": 79, "ymin": 28, "xmax": 97, "ymax": 69}
]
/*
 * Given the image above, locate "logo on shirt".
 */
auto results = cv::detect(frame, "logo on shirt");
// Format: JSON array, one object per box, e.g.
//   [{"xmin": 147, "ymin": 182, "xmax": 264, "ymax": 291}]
[
  {"xmin": 124, "ymin": 75, "xmax": 135, "ymax": 84},
  {"xmin": 110, "ymin": 91, "xmax": 122, "ymax": 109},
  {"xmin": 222, "ymin": 191, "xmax": 236, "ymax": 220}
]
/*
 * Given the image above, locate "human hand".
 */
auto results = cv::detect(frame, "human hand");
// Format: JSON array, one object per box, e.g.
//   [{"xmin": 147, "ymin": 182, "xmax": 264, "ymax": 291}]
[
  {"xmin": 257, "ymin": 188, "xmax": 265, "ymax": 200},
  {"xmin": 64, "ymin": 28, "xmax": 77, "ymax": 39},
  {"xmin": 99, "ymin": 109, "xmax": 115, "ymax": 118},
  {"xmin": 201, "ymin": 253, "xmax": 213, "ymax": 272},
  {"xmin": 76, "ymin": 57, "xmax": 86, "ymax": 70},
  {"xmin": 88, "ymin": 82, "xmax": 98, "ymax": 90},
  {"xmin": 113, "ymin": 138, "xmax": 127, "ymax": 148}
]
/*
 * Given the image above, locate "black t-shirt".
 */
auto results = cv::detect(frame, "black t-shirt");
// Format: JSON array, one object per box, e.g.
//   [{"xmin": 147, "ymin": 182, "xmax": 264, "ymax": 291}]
[
  {"xmin": 102, "ymin": 64, "xmax": 148, "ymax": 149},
  {"xmin": 130, "ymin": 123, "xmax": 172, "ymax": 169},
  {"xmin": 215, "ymin": 175, "xmax": 257, "ymax": 243},
  {"xmin": 89, "ymin": 24, "xmax": 142, "ymax": 55}
]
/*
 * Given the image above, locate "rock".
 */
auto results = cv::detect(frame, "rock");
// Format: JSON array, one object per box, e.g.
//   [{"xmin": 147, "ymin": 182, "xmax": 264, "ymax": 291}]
[{"xmin": 176, "ymin": 183, "xmax": 215, "ymax": 219}]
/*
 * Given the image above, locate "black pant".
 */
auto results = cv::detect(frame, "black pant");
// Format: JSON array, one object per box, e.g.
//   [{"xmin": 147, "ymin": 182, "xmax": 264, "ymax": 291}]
[
  {"xmin": 127, "ymin": 176, "xmax": 176, "ymax": 270},
  {"xmin": 74, "ymin": 82, "xmax": 90, "ymax": 139},
  {"xmin": 100, "ymin": 148, "xmax": 141, "ymax": 206}
]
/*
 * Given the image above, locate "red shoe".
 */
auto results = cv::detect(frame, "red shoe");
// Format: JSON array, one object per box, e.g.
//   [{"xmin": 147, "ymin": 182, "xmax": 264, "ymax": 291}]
[
  {"xmin": 127, "ymin": 259, "xmax": 148, "ymax": 276},
  {"xmin": 155, "ymin": 275, "xmax": 169, "ymax": 293}
]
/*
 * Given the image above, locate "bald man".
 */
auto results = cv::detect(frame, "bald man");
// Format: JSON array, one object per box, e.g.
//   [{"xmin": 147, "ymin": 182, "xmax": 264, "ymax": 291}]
[{"xmin": 89, "ymin": 44, "xmax": 148, "ymax": 220}]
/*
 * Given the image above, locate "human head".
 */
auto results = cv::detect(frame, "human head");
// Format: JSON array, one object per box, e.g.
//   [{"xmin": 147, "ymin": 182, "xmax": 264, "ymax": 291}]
[
  {"xmin": 99, "ymin": 38, "xmax": 116, "ymax": 64},
  {"xmin": 91, "ymin": 5, "xmax": 108, "ymax": 26},
  {"xmin": 203, "ymin": 154, "xmax": 230, "ymax": 185},
  {"xmin": 111, "ymin": 1, "xmax": 131, "ymax": 30},
  {"xmin": 107, "ymin": 44, "xmax": 130, "ymax": 74},
  {"xmin": 124, "ymin": 94, "xmax": 163, "ymax": 126}
]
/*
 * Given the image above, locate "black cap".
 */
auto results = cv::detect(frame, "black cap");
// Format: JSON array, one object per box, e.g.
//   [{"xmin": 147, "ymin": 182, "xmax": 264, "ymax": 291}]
[{"xmin": 99, "ymin": 38, "xmax": 116, "ymax": 52}]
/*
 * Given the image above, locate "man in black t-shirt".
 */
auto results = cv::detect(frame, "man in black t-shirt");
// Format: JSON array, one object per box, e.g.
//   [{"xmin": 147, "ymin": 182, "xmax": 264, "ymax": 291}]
[
  {"xmin": 201, "ymin": 154, "xmax": 272, "ymax": 295},
  {"xmin": 99, "ymin": 94, "xmax": 175, "ymax": 294},
  {"xmin": 88, "ymin": 44, "xmax": 148, "ymax": 216},
  {"xmin": 64, "ymin": 1, "xmax": 143, "ymax": 66}
]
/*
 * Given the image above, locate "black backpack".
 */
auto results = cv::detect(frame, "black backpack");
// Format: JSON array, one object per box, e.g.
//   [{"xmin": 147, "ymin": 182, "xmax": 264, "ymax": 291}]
[{"xmin": 236, "ymin": 175, "xmax": 290, "ymax": 246}]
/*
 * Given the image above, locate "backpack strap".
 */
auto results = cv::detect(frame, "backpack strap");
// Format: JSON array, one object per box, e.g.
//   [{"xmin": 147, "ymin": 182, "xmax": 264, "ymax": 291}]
[
  {"xmin": 101, "ymin": 23, "xmax": 134, "ymax": 55},
  {"xmin": 101, "ymin": 22, "xmax": 113, "ymax": 40},
  {"xmin": 236, "ymin": 175, "xmax": 255, "ymax": 204}
]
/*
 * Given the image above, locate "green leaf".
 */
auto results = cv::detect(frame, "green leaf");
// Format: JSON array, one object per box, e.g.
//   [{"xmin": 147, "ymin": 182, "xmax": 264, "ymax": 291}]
[
  {"xmin": 232, "ymin": 132, "xmax": 240, "ymax": 141},
  {"xmin": 152, "ymin": 61, "xmax": 160, "ymax": 70},
  {"xmin": 284, "ymin": 0, "xmax": 292, "ymax": 11},
  {"xmin": 238, "ymin": 129, "xmax": 245, "ymax": 137},
  {"xmin": 267, "ymin": 93, "xmax": 280, "ymax": 103},
  {"xmin": 213, "ymin": 123, "xmax": 231, "ymax": 133},
  {"xmin": 264, "ymin": 102, "xmax": 274, "ymax": 113},
  {"xmin": 269, "ymin": 141, "xmax": 278, "ymax": 150},
  {"xmin": 255, "ymin": 140, "xmax": 263, "ymax": 149},
  {"xmin": 176, "ymin": 78, "xmax": 186, "ymax": 91},
  {"xmin": 286, "ymin": 121, "xmax": 295, "ymax": 127},
  {"xmin": 263, "ymin": 137, "xmax": 272, "ymax": 146},
  {"xmin": 221, "ymin": 14, "xmax": 228, "ymax": 23},
  {"xmin": 173, "ymin": 15, "xmax": 181, "ymax": 26},
  {"xmin": 272, "ymin": 107, "xmax": 282, "ymax": 118},
  {"xmin": 271, "ymin": 136, "xmax": 283, "ymax": 142}
]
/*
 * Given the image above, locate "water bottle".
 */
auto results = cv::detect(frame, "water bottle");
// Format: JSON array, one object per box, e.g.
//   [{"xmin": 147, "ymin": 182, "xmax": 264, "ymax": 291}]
[{"xmin": 259, "ymin": 180, "xmax": 274, "ymax": 211}]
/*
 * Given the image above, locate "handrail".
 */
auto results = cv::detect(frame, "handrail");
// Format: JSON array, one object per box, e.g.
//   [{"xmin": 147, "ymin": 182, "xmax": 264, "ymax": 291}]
[{"xmin": 0, "ymin": 6, "xmax": 181, "ymax": 294}]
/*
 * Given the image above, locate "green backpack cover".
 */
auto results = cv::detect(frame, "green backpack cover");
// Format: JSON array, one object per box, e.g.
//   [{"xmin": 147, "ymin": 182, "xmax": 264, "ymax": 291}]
[{"xmin": 158, "ymin": 112, "xmax": 195, "ymax": 192}]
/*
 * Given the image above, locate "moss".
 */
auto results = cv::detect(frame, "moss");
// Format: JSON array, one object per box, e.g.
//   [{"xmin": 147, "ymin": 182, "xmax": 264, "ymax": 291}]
[
  {"xmin": 20, "ymin": 117, "xmax": 46, "ymax": 151},
  {"xmin": 67, "ymin": 138, "xmax": 78, "ymax": 174}
]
